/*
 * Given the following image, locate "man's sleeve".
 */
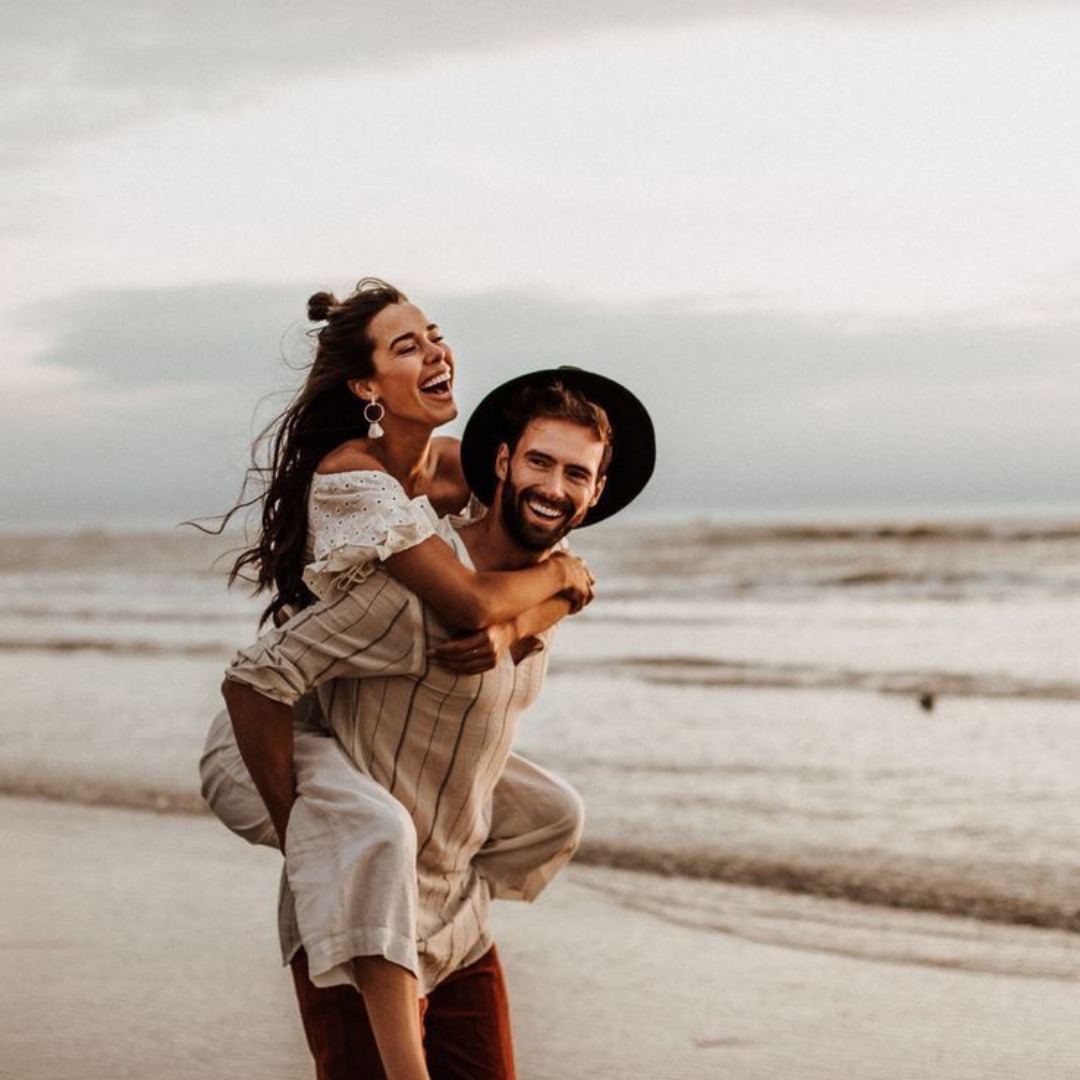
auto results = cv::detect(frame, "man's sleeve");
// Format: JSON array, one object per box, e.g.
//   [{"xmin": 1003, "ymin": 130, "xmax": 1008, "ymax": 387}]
[{"xmin": 225, "ymin": 571, "xmax": 426, "ymax": 706}]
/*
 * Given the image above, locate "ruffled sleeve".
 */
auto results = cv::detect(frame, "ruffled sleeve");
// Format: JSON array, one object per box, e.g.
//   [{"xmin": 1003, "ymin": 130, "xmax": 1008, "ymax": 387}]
[{"xmin": 302, "ymin": 470, "xmax": 440, "ymax": 600}]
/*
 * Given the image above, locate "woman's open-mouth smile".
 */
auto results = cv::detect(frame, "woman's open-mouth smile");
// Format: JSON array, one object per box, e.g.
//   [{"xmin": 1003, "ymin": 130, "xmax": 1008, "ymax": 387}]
[{"xmin": 419, "ymin": 371, "xmax": 453, "ymax": 401}]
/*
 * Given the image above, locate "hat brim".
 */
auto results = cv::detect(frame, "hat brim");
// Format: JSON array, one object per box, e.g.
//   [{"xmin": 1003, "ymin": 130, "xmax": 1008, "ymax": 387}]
[{"xmin": 460, "ymin": 367, "xmax": 655, "ymax": 527}]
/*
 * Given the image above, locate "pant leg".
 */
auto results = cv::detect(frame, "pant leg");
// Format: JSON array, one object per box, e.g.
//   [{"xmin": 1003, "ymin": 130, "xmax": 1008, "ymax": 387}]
[
  {"xmin": 202, "ymin": 707, "xmax": 582, "ymax": 904},
  {"xmin": 423, "ymin": 946, "xmax": 516, "ymax": 1080},
  {"xmin": 199, "ymin": 707, "xmax": 279, "ymax": 847},
  {"xmin": 290, "ymin": 948, "xmax": 388, "ymax": 1080},
  {"xmin": 475, "ymin": 753, "xmax": 585, "ymax": 902},
  {"xmin": 288, "ymin": 732, "xmax": 420, "ymax": 989},
  {"xmin": 200, "ymin": 707, "xmax": 420, "ymax": 983},
  {"xmin": 198, "ymin": 698, "xmax": 330, "ymax": 847}
]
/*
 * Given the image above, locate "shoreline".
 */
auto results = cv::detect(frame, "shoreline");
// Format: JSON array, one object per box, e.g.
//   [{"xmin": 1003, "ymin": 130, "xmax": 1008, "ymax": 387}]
[
  {"xmin": 4, "ymin": 796, "xmax": 1079, "ymax": 1079},
  {"xmin": 8, "ymin": 785, "xmax": 1080, "ymax": 939}
]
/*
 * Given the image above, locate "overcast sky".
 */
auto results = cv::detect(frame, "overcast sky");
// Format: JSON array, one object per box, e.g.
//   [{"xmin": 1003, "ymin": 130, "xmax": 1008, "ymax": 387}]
[{"xmin": 4, "ymin": 1, "xmax": 1079, "ymax": 528}]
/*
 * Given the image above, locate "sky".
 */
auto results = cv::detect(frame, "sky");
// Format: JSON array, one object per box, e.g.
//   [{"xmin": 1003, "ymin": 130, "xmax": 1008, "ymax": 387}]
[{"xmin": 4, "ymin": 0, "xmax": 1079, "ymax": 527}]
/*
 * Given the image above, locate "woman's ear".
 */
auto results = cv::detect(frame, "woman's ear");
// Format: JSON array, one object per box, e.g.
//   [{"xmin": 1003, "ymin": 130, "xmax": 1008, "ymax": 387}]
[{"xmin": 347, "ymin": 379, "xmax": 375, "ymax": 402}]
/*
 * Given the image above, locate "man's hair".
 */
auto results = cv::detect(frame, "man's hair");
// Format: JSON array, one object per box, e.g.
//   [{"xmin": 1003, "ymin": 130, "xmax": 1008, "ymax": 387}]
[{"xmin": 502, "ymin": 380, "xmax": 614, "ymax": 475}]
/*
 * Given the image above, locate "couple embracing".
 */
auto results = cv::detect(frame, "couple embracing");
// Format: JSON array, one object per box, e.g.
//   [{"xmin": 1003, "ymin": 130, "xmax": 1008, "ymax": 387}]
[{"xmin": 200, "ymin": 278, "xmax": 655, "ymax": 1080}]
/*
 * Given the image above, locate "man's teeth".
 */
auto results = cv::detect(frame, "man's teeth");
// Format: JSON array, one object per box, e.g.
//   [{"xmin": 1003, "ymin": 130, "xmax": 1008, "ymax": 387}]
[{"xmin": 527, "ymin": 500, "xmax": 563, "ymax": 520}]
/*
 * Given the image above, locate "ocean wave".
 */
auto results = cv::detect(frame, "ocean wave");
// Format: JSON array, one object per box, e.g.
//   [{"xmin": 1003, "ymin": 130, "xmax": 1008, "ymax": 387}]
[
  {"xmin": 0, "ymin": 528, "xmax": 243, "ymax": 574},
  {"xmin": 652, "ymin": 521, "xmax": 1080, "ymax": 546},
  {"xmin": 575, "ymin": 865, "xmax": 1080, "ymax": 982},
  {"xmin": 0, "ymin": 637, "xmax": 232, "ymax": 658},
  {"xmin": 6, "ymin": 777, "xmax": 1076, "ymax": 940},
  {"xmin": 574, "ymin": 840, "xmax": 1080, "ymax": 935},
  {"xmin": 0, "ymin": 776, "xmax": 206, "ymax": 815},
  {"xmin": 1, "ymin": 605, "xmax": 248, "ymax": 625},
  {"xmin": 550, "ymin": 654, "xmax": 1080, "ymax": 701}
]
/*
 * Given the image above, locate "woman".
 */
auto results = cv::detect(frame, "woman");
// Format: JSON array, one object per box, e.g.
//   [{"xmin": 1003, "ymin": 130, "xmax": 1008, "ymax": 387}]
[{"xmin": 202, "ymin": 278, "xmax": 592, "ymax": 1080}]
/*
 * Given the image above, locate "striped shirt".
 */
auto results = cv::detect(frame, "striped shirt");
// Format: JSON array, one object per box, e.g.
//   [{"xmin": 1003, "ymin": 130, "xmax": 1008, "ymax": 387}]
[{"xmin": 226, "ymin": 529, "xmax": 552, "ymax": 990}]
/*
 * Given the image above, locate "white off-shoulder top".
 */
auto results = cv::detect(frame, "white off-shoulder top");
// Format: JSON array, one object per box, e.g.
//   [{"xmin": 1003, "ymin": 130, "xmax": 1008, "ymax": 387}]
[{"xmin": 302, "ymin": 470, "xmax": 461, "ymax": 600}]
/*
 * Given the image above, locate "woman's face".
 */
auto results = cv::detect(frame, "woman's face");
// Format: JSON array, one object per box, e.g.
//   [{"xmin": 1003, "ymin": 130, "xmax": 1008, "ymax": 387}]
[{"xmin": 355, "ymin": 301, "xmax": 457, "ymax": 430}]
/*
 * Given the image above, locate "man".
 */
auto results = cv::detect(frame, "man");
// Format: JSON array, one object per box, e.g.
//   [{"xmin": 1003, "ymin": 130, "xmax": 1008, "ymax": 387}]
[{"xmin": 212, "ymin": 369, "xmax": 655, "ymax": 1079}]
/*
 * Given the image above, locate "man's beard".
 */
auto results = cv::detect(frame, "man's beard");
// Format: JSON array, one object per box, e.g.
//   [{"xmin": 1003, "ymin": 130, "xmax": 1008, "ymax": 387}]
[{"xmin": 500, "ymin": 477, "xmax": 579, "ymax": 552}]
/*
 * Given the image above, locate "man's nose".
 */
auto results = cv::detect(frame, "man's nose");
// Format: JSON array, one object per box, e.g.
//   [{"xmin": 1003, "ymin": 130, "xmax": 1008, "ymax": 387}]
[{"xmin": 540, "ymin": 472, "xmax": 569, "ymax": 500}]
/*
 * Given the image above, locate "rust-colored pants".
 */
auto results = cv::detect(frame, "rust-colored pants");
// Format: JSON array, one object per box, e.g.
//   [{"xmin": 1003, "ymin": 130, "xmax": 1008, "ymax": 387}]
[{"xmin": 290, "ymin": 946, "xmax": 517, "ymax": 1080}]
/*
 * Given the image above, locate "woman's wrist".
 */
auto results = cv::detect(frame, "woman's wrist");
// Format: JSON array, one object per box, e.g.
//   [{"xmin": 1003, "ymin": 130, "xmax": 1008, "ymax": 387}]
[{"xmin": 548, "ymin": 552, "xmax": 570, "ymax": 591}]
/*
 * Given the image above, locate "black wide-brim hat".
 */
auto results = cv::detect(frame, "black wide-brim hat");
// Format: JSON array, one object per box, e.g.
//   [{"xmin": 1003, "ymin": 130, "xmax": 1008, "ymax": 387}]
[{"xmin": 460, "ymin": 367, "xmax": 656, "ymax": 527}]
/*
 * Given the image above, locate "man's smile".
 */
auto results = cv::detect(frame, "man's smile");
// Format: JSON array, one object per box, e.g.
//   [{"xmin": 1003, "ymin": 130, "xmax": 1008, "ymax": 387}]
[{"xmin": 523, "ymin": 493, "xmax": 573, "ymax": 524}]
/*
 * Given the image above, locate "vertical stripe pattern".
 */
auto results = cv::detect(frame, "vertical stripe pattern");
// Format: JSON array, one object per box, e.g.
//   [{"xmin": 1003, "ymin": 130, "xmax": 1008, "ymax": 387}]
[{"xmin": 226, "ymin": 554, "xmax": 552, "ymax": 993}]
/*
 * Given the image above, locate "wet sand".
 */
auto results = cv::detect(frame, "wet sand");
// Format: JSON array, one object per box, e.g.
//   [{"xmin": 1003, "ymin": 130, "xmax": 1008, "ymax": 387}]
[{"xmin": 3, "ymin": 796, "xmax": 1079, "ymax": 1079}]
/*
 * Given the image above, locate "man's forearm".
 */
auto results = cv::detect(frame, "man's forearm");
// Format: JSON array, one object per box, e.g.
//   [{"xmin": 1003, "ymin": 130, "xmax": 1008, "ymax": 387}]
[{"xmin": 221, "ymin": 678, "xmax": 297, "ymax": 846}]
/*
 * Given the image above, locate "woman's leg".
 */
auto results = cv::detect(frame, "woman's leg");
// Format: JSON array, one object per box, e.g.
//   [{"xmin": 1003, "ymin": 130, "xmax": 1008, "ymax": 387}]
[
  {"xmin": 352, "ymin": 958, "xmax": 430, "ymax": 1080},
  {"xmin": 291, "ymin": 950, "xmax": 433, "ymax": 1080},
  {"xmin": 475, "ymin": 753, "xmax": 584, "ymax": 902},
  {"xmin": 285, "ymin": 736, "xmax": 429, "ymax": 1080},
  {"xmin": 201, "ymin": 705, "xmax": 422, "ymax": 983},
  {"xmin": 290, "ymin": 948, "xmax": 386, "ymax": 1080},
  {"xmin": 202, "ymin": 709, "xmax": 429, "ymax": 1079},
  {"xmin": 288, "ymin": 732, "xmax": 420, "ymax": 989}
]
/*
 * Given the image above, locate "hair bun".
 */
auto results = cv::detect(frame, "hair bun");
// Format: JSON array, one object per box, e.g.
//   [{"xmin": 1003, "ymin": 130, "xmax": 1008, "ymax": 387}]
[{"xmin": 307, "ymin": 291, "xmax": 338, "ymax": 322}]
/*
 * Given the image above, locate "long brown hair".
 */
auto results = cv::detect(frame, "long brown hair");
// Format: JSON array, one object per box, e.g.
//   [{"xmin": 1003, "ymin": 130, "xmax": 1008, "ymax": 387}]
[{"xmin": 224, "ymin": 277, "xmax": 407, "ymax": 624}]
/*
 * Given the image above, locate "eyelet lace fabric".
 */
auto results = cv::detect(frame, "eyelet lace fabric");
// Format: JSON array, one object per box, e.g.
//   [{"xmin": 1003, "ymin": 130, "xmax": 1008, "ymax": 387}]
[{"xmin": 302, "ymin": 471, "xmax": 441, "ymax": 599}]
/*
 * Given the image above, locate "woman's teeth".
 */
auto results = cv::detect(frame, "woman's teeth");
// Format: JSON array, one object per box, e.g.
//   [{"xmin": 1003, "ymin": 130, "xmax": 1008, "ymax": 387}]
[{"xmin": 420, "ymin": 375, "xmax": 452, "ymax": 395}]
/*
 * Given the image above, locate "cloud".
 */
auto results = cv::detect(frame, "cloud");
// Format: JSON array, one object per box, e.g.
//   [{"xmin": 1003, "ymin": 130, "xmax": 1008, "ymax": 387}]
[
  {"xmin": 3, "ymin": 0, "xmax": 1063, "ymax": 166},
  {"xmin": 4, "ymin": 281, "xmax": 1078, "ymax": 525},
  {"xmin": 434, "ymin": 291, "xmax": 1080, "ymax": 511},
  {"xmin": 26, "ymin": 282, "xmax": 303, "ymax": 388}
]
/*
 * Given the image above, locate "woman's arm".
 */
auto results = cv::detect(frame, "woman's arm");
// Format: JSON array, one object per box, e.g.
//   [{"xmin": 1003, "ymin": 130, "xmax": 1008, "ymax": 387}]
[
  {"xmin": 383, "ymin": 537, "xmax": 590, "ymax": 630},
  {"xmin": 220, "ymin": 574, "xmax": 430, "ymax": 842},
  {"xmin": 314, "ymin": 447, "xmax": 592, "ymax": 629},
  {"xmin": 222, "ymin": 679, "xmax": 296, "ymax": 844}
]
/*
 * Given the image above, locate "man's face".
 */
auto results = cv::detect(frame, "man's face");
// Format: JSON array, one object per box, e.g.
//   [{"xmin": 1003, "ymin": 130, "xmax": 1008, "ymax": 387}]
[{"xmin": 495, "ymin": 418, "xmax": 607, "ymax": 552}]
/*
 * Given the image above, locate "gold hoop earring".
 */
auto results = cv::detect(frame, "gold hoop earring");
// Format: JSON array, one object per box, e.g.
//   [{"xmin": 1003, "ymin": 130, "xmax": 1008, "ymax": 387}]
[{"xmin": 363, "ymin": 399, "xmax": 385, "ymax": 439}]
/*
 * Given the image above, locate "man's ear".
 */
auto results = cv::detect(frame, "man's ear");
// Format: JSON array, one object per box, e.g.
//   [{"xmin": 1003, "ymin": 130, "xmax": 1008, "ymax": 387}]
[
  {"xmin": 347, "ymin": 379, "xmax": 375, "ymax": 402},
  {"xmin": 588, "ymin": 474, "xmax": 607, "ymax": 508},
  {"xmin": 494, "ymin": 443, "xmax": 510, "ymax": 482}
]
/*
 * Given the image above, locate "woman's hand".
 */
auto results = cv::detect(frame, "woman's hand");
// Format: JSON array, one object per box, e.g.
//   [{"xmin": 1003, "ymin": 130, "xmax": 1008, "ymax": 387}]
[
  {"xmin": 551, "ymin": 551, "xmax": 595, "ymax": 614},
  {"xmin": 427, "ymin": 622, "xmax": 517, "ymax": 674}
]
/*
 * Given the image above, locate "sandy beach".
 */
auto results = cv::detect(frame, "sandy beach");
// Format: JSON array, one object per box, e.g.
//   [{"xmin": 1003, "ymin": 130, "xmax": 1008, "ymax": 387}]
[{"xmin": 4, "ymin": 795, "xmax": 1079, "ymax": 1080}]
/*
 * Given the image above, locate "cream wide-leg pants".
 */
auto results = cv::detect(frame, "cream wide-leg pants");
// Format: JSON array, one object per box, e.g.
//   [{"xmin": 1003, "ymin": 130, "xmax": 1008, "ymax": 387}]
[{"xmin": 199, "ymin": 709, "xmax": 583, "ymax": 991}]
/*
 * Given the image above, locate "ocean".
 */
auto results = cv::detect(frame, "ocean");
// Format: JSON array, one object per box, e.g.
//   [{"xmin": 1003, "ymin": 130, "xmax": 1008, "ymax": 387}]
[{"xmin": 3, "ymin": 517, "xmax": 1079, "ymax": 976}]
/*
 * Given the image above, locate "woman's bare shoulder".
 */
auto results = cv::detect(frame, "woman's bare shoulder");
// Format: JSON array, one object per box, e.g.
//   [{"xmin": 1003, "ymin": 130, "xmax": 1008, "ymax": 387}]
[
  {"xmin": 316, "ymin": 440, "xmax": 386, "ymax": 476},
  {"xmin": 430, "ymin": 437, "xmax": 470, "ymax": 514},
  {"xmin": 431, "ymin": 436, "xmax": 462, "ymax": 476}
]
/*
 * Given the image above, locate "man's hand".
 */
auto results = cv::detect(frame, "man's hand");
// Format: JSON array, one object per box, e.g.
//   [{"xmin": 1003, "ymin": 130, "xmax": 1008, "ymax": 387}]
[{"xmin": 427, "ymin": 622, "xmax": 517, "ymax": 674}]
